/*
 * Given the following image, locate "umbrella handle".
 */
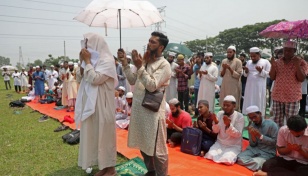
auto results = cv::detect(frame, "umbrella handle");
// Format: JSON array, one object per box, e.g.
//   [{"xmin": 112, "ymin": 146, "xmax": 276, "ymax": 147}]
[{"xmin": 104, "ymin": 23, "xmax": 108, "ymax": 36}]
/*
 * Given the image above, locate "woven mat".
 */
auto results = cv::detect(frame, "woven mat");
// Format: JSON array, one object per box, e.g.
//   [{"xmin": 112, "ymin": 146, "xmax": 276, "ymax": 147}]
[{"xmin": 115, "ymin": 157, "xmax": 147, "ymax": 176}]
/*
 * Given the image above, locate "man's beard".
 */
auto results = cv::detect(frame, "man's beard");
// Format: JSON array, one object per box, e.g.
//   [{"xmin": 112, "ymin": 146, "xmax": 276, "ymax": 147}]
[
  {"xmin": 252, "ymin": 59, "xmax": 259, "ymax": 64},
  {"xmin": 206, "ymin": 60, "xmax": 211, "ymax": 65},
  {"xmin": 69, "ymin": 68, "xmax": 74, "ymax": 72},
  {"xmin": 168, "ymin": 59, "xmax": 173, "ymax": 64},
  {"xmin": 128, "ymin": 102, "xmax": 132, "ymax": 106},
  {"xmin": 227, "ymin": 54, "xmax": 235, "ymax": 60},
  {"xmin": 172, "ymin": 109, "xmax": 180, "ymax": 117}
]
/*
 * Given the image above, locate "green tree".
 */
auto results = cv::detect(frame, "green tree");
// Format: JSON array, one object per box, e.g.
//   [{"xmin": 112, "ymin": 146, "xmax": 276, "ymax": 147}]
[
  {"xmin": 0, "ymin": 56, "xmax": 11, "ymax": 66},
  {"xmin": 33, "ymin": 59, "xmax": 43, "ymax": 66}
]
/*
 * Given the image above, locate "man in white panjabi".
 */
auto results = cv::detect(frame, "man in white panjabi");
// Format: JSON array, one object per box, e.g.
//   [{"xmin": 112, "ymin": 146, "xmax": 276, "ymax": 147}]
[
  {"xmin": 205, "ymin": 95, "xmax": 244, "ymax": 165},
  {"xmin": 59, "ymin": 61, "xmax": 69, "ymax": 106},
  {"xmin": 242, "ymin": 47, "xmax": 271, "ymax": 115},
  {"xmin": 12, "ymin": 69, "xmax": 21, "ymax": 93},
  {"xmin": 197, "ymin": 52, "xmax": 218, "ymax": 113},
  {"xmin": 124, "ymin": 55, "xmax": 137, "ymax": 93},
  {"xmin": 46, "ymin": 65, "xmax": 58, "ymax": 90},
  {"xmin": 121, "ymin": 32, "xmax": 171, "ymax": 176},
  {"xmin": 219, "ymin": 46, "xmax": 243, "ymax": 110},
  {"xmin": 75, "ymin": 33, "xmax": 118, "ymax": 176},
  {"xmin": 166, "ymin": 51, "xmax": 178, "ymax": 101},
  {"xmin": 66, "ymin": 62, "xmax": 78, "ymax": 112},
  {"xmin": 20, "ymin": 67, "xmax": 28, "ymax": 92}
]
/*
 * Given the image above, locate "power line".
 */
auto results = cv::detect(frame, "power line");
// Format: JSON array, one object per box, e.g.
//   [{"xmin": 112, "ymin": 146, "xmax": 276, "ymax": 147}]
[
  {"xmin": 0, "ymin": 5, "xmax": 76, "ymax": 14},
  {"xmin": 22, "ymin": 0, "xmax": 83, "ymax": 8},
  {"xmin": 0, "ymin": 14, "xmax": 75, "ymax": 22},
  {"xmin": 0, "ymin": 19, "xmax": 81, "ymax": 27}
]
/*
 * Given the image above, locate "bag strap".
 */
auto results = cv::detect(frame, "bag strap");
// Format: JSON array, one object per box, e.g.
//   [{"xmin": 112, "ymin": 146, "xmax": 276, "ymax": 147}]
[{"xmin": 145, "ymin": 60, "xmax": 165, "ymax": 93}]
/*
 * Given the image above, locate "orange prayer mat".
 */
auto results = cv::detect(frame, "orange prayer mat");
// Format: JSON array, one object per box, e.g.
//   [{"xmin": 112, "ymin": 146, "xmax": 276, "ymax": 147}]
[{"xmin": 26, "ymin": 102, "xmax": 253, "ymax": 176}]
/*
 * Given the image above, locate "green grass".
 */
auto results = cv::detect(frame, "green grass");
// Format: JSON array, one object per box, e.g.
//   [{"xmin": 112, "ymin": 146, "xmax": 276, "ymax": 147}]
[{"xmin": 0, "ymin": 77, "xmax": 127, "ymax": 176}]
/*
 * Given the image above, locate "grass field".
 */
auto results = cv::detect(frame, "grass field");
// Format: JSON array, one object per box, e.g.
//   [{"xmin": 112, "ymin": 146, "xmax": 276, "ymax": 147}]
[{"xmin": 0, "ymin": 77, "xmax": 127, "ymax": 176}]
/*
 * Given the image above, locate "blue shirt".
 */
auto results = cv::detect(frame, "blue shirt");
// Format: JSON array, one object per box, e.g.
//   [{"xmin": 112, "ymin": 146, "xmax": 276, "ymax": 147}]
[{"xmin": 193, "ymin": 64, "xmax": 201, "ymax": 89}]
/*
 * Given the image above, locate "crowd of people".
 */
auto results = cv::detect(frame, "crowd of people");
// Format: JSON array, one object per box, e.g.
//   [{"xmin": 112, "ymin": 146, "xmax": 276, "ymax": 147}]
[{"xmin": 2, "ymin": 31, "xmax": 308, "ymax": 176}]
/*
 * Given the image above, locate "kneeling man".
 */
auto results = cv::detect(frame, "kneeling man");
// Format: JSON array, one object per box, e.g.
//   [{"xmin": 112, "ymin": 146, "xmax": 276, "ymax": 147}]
[
  {"xmin": 237, "ymin": 105, "xmax": 278, "ymax": 171},
  {"xmin": 205, "ymin": 95, "xmax": 244, "ymax": 165}
]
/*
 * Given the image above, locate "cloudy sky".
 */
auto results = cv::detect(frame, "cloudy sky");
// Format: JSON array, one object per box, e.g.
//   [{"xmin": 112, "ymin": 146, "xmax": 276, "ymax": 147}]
[{"xmin": 0, "ymin": 0, "xmax": 307, "ymax": 66}]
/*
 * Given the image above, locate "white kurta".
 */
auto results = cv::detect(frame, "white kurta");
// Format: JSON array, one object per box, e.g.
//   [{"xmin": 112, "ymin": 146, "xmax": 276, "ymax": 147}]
[
  {"xmin": 46, "ymin": 70, "xmax": 58, "ymax": 89},
  {"xmin": 20, "ymin": 71, "xmax": 28, "ymax": 87},
  {"xmin": 60, "ymin": 68, "xmax": 69, "ymax": 106},
  {"xmin": 123, "ymin": 57, "xmax": 171, "ymax": 156},
  {"xmin": 205, "ymin": 110, "xmax": 244, "ymax": 165},
  {"xmin": 242, "ymin": 59, "xmax": 271, "ymax": 115},
  {"xmin": 78, "ymin": 65, "xmax": 116, "ymax": 170},
  {"xmin": 166, "ymin": 62, "xmax": 178, "ymax": 101},
  {"xmin": 12, "ymin": 72, "xmax": 21, "ymax": 86},
  {"xmin": 197, "ymin": 63, "xmax": 218, "ymax": 112},
  {"xmin": 125, "ymin": 64, "xmax": 137, "ymax": 92},
  {"xmin": 67, "ymin": 71, "xmax": 78, "ymax": 100}
]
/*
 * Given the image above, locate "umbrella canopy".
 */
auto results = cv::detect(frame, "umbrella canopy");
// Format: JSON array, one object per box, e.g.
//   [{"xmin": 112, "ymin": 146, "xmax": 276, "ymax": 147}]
[
  {"xmin": 74, "ymin": 0, "xmax": 163, "ymax": 48},
  {"xmin": 259, "ymin": 19, "xmax": 308, "ymax": 39},
  {"xmin": 0, "ymin": 65, "xmax": 17, "ymax": 71},
  {"xmin": 164, "ymin": 43, "xmax": 193, "ymax": 57}
]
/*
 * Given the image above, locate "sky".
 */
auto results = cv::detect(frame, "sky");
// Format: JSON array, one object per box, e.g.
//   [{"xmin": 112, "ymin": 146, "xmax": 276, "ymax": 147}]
[{"xmin": 0, "ymin": 0, "xmax": 308, "ymax": 66}]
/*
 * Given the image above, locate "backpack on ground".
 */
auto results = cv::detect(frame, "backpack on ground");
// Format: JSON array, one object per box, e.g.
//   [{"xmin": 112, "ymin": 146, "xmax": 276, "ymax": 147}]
[
  {"xmin": 9, "ymin": 100, "xmax": 25, "ymax": 108},
  {"xmin": 180, "ymin": 127, "xmax": 202, "ymax": 156},
  {"xmin": 62, "ymin": 130, "xmax": 80, "ymax": 145}
]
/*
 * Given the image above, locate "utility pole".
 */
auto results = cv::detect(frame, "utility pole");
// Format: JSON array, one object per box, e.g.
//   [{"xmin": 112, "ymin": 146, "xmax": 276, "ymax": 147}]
[
  {"xmin": 206, "ymin": 35, "xmax": 208, "ymax": 52},
  {"xmin": 64, "ymin": 41, "xmax": 66, "ymax": 61},
  {"xmin": 154, "ymin": 6, "xmax": 166, "ymax": 33},
  {"xmin": 143, "ymin": 45, "xmax": 146, "ymax": 54},
  {"xmin": 19, "ymin": 46, "xmax": 24, "ymax": 67}
]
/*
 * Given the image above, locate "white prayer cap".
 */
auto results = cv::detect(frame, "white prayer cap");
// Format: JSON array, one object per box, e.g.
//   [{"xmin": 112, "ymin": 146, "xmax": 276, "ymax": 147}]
[
  {"xmin": 249, "ymin": 47, "xmax": 260, "ymax": 53},
  {"xmin": 126, "ymin": 92, "xmax": 133, "ymax": 98},
  {"xmin": 205, "ymin": 52, "xmax": 213, "ymax": 57},
  {"xmin": 60, "ymin": 63, "xmax": 64, "ymax": 66},
  {"xmin": 246, "ymin": 105, "xmax": 260, "ymax": 114},
  {"xmin": 283, "ymin": 41, "xmax": 297, "ymax": 49},
  {"xmin": 224, "ymin": 95, "xmax": 236, "ymax": 103},
  {"xmin": 52, "ymin": 86, "xmax": 56, "ymax": 91},
  {"xmin": 36, "ymin": 65, "xmax": 40, "ymax": 68},
  {"xmin": 168, "ymin": 52, "xmax": 176, "ymax": 57},
  {"xmin": 14, "ymin": 68, "xmax": 18, "ymax": 71},
  {"xmin": 68, "ymin": 61, "xmax": 74, "ymax": 65},
  {"xmin": 189, "ymin": 85, "xmax": 194, "ymax": 89},
  {"xmin": 168, "ymin": 98, "xmax": 180, "ymax": 105},
  {"xmin": 126, "ymin": 55, "xmax": 132, "ymax": 59},
  {"xmin": 227, "ymin": 45, "xmax": 236, "ymax": 51},
  {"xmin": 21, "ymin": 67, "xmax": 25, "ymax": 69},
  {"xmin": 45, "ymin": 86, "xmax": 49, "ymax": 91},
  {"xmin": 274, "ymin": 46, "xmax": 282, "ymax": 51},
  {"xmin": 118, "ymin": 86, "xmax": 125, "ymax": 92},
  {"xmin": 27, "ymin": 84, "xmax": 32, "ymax": 87},
  {"xmin": 50, "ymin": 65, "xmax": 54, "ymax": 67}
]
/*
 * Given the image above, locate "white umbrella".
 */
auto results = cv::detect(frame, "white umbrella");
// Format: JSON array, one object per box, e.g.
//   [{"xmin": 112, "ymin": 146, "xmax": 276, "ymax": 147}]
[
  {"xmin": 0, "ymin": 65, "xmax": 17, "ymax": 71},
  {"xmin": 74, "ymin": 0, "xmax": 163, "ymax": 48}
]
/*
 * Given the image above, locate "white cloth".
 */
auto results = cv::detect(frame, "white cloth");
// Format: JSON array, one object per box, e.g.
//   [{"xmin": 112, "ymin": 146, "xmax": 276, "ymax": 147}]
[
  {"xmin": 75, "ymin": 33, "xmax": 118, "ymax": 126},
  {"xmin": 197, "ymin": 63, "xmax": 218, "ymax": 112},
  {"xmin": 125, "ymin": 63, "xmax": 137, "ymax": 92},
  {"xmin": 2, "ymin": 71, "xmax": 11, "ymax": 81},
  {"xmin": 20, "ymin": 71, "xmax": 28, "ymax": 87},
  {"xmin": 205, "ymin": 110, "xmax": 244, "ymax": 165},
  {"xmin": 242, "ymin": 59, "xmax": 271, "ymax": 115},
  {"xmin": 12, "ymin": 72, "xmax": 21, "ymax": 86},
  {"xmin": 46, "ymin": 70, "xmax": 58, "ymax": 89},
  {"xmin": 166, "ymin": 61, "xmax": 178, "ymax": 101}
]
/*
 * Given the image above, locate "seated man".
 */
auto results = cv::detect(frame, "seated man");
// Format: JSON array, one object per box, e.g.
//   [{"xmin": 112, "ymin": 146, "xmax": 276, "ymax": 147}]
[
  {"xmin": 166, "ymin": 98, "xmax": 192, "ymax": 147},
  {"xmin": 116, "ymin": 92, "xmax": 133, "ymax": 129},
  {"xmin": 254, "ymin": 115, "xmax": 308, "ymax": 176},
  {"xmin": 193, "ymin": 100, "xmax": 218, "ymax": 157},
  {"xmin": 205, "ymin": 95, "xmax": 244, "ymax": 165},
  {"xmin": 237, "ymin": 105, "xmax": 278, "ymax": 171},
  {"xmin": 39, "ymin": 87, "xmax": 55, "ymax": 104}
]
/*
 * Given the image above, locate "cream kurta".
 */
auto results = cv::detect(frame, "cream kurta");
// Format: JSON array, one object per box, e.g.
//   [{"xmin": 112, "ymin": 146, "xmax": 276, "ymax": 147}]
[
  {"xmin": 123, "ymin": 57, "xmax": 171, "ymax": 156},
  {"xmin": 166, "ymin": 61, "xmax": 178, "ymax": 101},
  {"xmin": 242, "ymin": 59, "xmax": 271, "ymax": 115},
  {"xmin": 67, "ymin": 71, "xmax": 78, "ymax": 100},
  {"xmin": 197, "ymin": 63, "xmax": 218, "ymax": 112},
  {"xmin": 60, "ymin": 68, "xmax": 69, "ymax": 106},
  {"xmin": 78, "ymin": 64, "xmax": 116, "ymax": 170},
  {"xmin": 219, "ymin": 58, "xmax": 242, "ymax": 110},
  {"xmin": 20, "ymin": 71, "xmax": 28, "ymax": 87}
]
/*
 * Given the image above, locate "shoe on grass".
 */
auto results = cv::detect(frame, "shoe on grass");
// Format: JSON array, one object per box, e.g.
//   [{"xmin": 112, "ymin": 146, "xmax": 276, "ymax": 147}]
[
  {"xmin": 54, "ymin": 125, "xmax": 69, "ymax": 132},
  {"xmin": 38, "ymin": 115, "xmax": 49, "ymax": 122}
]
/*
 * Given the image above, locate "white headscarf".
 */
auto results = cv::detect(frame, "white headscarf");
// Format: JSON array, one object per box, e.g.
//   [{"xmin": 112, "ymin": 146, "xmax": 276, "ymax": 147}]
[{"xmin": 75, "ymin": 33, "xmax": 118, "ymax": 126}]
